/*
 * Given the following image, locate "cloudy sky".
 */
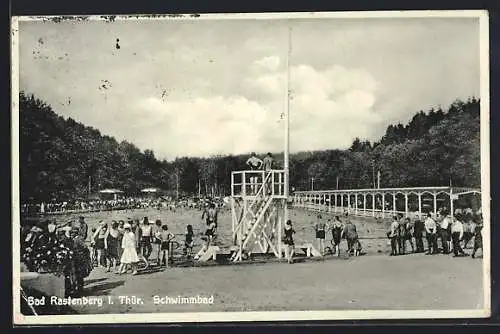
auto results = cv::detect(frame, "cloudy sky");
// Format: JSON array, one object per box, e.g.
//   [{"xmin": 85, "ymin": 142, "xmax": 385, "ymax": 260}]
[{"xmin": 18, "ymin": 16, "xmax": 480, "ymax": 160}]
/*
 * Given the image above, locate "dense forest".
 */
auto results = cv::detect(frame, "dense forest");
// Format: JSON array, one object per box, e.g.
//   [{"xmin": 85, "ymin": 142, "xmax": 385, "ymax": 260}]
[{"xmin": 19, "ymin": 92, "xmax": 481, "ymax": 202}]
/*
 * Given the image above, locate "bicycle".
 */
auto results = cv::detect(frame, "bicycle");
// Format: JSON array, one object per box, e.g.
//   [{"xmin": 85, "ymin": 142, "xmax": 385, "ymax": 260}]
[{"xmin": 136, "ymin": 253, "xmax": 149, "ymax": 271}]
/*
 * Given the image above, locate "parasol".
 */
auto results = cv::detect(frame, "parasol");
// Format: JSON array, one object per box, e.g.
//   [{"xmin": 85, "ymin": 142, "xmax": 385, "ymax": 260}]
[
  {"xmin": 141, "ymin": 188, "xmax": 160, "ymax": 193},
  {"xmin": 99, "ymin": 189, "xmax": 123, "ymax": 194}
]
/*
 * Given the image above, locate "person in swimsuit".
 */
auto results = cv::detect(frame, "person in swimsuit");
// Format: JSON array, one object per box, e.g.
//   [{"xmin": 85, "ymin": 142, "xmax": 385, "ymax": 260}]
[
  {"xmin": 92, "ymin": 222, "xmax": 108, "ymax": 268},
  {"xmin": 283, "ymin": 220, "xmax": 296, "ymax": 264},
  {"xmin": 158, "ymin": 225, "xmax": 175, "ymax": 267},
  {"xmin": 77, "ymin": 216, "xmax": 88, "ymax": 241},
  {"xmin": 131, "ymin": 219, "xmax": 141, "ymax": 254},
  {"xmin": 153, "ymin": 219, "xmax": 163, "ymax": 264},
  {"xmin": 205, "ymin": 220, "xmax": 217, "ymax": 246},
  {"xmin": 261, "ymin": 153, "xmax": 275, "ymax": 194},
  {"xmin": 330, "ymin": 216, "xmax": 344, "ymax": 257},
  {"xmin": 314, "ymin": 214, "xmax": 326, "ymax": 256},
  {"xmin": 262, "ymin": 152, "xmax": 274, "ymax": 171},
  {"xmin": 202, "ymin": 203, "xmax": 218, "ymax": 232},
  {"xmin": 184, "ymin": 224, "xmax": 194, "ymax": 257},
  {"xmin": 105, "ymin": 221, "xmax": 120, "ymax": 272},
  {"xmin": 246, "ymin": 152, "xmax": 263, "ymax": 194}
]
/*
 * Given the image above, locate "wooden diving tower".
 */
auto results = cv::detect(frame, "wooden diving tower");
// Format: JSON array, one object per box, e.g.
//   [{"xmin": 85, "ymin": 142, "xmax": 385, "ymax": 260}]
[{"xmin": 230, "ymin": 170, "xmax": 287, "ymax": 262}]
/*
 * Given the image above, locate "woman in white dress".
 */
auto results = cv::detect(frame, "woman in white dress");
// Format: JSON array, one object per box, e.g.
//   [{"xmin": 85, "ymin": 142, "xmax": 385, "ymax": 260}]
[{"xmin": 117, "ymin": 223, "xmax": 139, "ymax": 275}]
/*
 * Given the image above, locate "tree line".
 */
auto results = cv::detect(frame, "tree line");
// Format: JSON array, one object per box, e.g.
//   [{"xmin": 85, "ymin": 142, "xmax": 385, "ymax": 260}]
[{"xmin": 19, "ymin": 91, "xmax": 480, "ymax": 202}]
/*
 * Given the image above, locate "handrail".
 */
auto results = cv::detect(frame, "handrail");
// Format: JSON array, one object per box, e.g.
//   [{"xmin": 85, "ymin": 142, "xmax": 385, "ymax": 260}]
[
  {"xmin": 241, "ymin": 196, "xmax": 273, "ymax": 250},
  {"xmin": 231, "ymin": 170, "xmax": 286, "ymax": 197},
  {"xmin": 294, "ymin": 186, "xmax": 480, "ymax": 195},
  {"xmin": 231, "ymin": 172, "xmax": 273, "ymax": 240}
]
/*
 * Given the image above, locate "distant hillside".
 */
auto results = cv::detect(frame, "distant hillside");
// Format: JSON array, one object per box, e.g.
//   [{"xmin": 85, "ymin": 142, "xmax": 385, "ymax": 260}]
[{"xmin": 19, "ymin": 91, "xmax": 480, "ymax": 202}]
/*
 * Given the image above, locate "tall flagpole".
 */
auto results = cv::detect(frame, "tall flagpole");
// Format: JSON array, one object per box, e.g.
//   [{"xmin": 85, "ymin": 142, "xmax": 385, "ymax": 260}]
[
  {"xmin": 283, "ymin": 23, "xmax": 291, "ymax": 250},
  {"xmin": 284, "ymin": 23, "xmax": 291, "ymax": 177}
]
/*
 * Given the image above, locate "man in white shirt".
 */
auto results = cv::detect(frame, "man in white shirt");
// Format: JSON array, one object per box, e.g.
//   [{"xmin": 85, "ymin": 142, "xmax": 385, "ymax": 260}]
[
  {"xmin": 424, "ymin": 213, "xmax": 438, "ymax": 254},
  {"xmin": 246, "ymin": 152, "xmax": 263, "ymax": 194},
  {"xmin": 451, "ymin": 215, "xmax": 466, "ymax": 257},
  {"xmin": 439, "ymin": 211, "xmax": 452, "ymax": 254}
]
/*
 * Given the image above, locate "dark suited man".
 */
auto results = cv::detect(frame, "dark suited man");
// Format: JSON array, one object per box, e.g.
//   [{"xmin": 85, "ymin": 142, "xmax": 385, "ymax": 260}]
[
  {"xmin": 397, "ymin": 215, "xmax": 405, "ymax": 254},
  {"xmin": 413, "ymin": 215, "xmax": 425, "ymax": 253},
  {"xmin": 401, "ymin": 217, "xmax": 415, "ymax": 254}
]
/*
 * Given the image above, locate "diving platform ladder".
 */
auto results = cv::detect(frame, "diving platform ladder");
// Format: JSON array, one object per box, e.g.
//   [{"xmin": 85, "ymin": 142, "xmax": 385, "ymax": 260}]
[{"xmin": 230, "ymin": 170, "xmax": 287, "ymax": 262}]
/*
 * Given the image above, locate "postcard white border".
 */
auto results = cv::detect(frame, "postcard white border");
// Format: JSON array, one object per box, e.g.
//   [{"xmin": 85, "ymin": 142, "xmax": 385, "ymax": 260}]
[{"xmin": 12, "ymin": 10, "xmax": 490, "ymax": 325}]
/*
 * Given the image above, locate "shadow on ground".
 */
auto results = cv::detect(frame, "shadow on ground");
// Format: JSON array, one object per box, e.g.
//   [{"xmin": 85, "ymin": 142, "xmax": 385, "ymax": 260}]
[{"xmin": 83, "ymin": 280, "xmax": 125, "ymax": 296}]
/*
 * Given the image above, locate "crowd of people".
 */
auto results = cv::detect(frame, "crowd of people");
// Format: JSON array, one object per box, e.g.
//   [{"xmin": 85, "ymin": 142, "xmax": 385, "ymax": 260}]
[
  {"xmin": 20, "ymin": 186, "xmax": 484, "ymax": 297},
  {"xmin": 21, "ymin": 196, "xmax": 227, "ymax": 216},
  {"xmin": 281, "ymin": 213, "xmax": 362, "ymax": 264},
  {"xmin": 20, "ymin": 199, "xmax": 223, "ymax": 295},
  {"xmin": 89, "ymin": 216, "xmax": 187, "ymax": 274},
  {"xmin": 300, "ymin": 208, "xmax": 484, "ymax": 261}
]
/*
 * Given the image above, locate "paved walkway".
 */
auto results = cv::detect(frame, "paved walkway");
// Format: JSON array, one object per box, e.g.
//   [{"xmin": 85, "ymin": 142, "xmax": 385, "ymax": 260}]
[{"xmin": 72, "ymin": 253, "xmax": 484, "ymax": 314}]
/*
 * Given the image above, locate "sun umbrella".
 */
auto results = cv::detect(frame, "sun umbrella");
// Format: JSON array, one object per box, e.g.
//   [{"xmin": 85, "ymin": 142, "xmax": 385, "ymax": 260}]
[
  {"xmin": 99, "ymin": 189, "xmax": 123, "ymax": 194},
  {"xmin": 141, "ymin": 188, "xmax": 160, "ymax": 193}
]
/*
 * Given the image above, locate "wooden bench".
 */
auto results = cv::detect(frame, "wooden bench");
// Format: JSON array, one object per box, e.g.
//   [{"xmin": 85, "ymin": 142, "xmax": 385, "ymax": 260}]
[{"xmin": 280, "ymin": 243, "xmax": 322, "ymax": 257}]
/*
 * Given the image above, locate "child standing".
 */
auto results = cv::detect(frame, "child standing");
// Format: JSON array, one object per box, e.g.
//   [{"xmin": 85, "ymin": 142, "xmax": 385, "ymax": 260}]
[
  {"xmin": 158, "ymin": 225, "xmax": 175, "ymax": 267},
  {"xmin": 283, "ymin": 220, "xmax": 295, "ymax": 264},
  {"xmin": 118, "ymin": 223, "xmax": 139, "ymax": 275},
  {"xmin": 205, "ymin": 220, "xmax": 217, "ymax": 246},
  {"xmin": 314, "ymin": 215, "xmax": 326, "ymax": 256},
  {"xmin": 184, "ymin": 225, "xmax": 194, "ymax": 257}
]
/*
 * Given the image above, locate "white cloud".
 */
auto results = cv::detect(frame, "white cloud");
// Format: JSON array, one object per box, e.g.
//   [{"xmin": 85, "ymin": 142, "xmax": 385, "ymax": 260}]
[
  {"xmin": 126, "ymin": 60, "xmax": 384, "ymax": 158},
  {"xmin": 18, "ymin": 18, "xmax": 479, "ymax": 160},
  {"xmin": 131, "ymin": 95, "xmax": 270, "ymax": 158},
  {"xmin": 253, "ymin": 55, "xmax": 281, "ymax": 72}
]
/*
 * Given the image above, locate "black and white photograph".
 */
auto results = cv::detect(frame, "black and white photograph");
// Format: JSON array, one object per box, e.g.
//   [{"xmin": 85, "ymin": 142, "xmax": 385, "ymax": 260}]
[{"xmin": 11, "ymin": 11, "xmax": 490, "ymax": 324}]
